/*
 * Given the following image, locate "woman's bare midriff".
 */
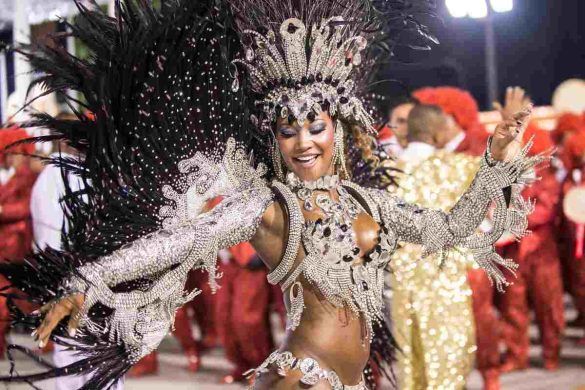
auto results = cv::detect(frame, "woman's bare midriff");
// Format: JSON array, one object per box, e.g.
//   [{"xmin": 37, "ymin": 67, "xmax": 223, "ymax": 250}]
[{"xmin": 253, "ymin": 282, "xmax": 370, "ymax": 389}]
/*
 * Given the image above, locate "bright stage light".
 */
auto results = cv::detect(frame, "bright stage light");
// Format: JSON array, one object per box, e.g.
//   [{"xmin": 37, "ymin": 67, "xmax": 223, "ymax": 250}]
[
  {"xmin": 445, "ymin": 0, "xmax": 468, "ymax": 18},
  {"xmin": 490, "ymin": 0, "xmax": 514, "ymax": 13},
  {"xmin": 468, "ymin": 0, "xmax": 488, "ymax": 18}
]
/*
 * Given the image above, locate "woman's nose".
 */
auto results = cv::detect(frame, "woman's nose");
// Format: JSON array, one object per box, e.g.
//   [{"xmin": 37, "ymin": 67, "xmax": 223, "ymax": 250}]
[{"xmin": 295, "ymin": 128, "xmax": 312, "ymax": 150}]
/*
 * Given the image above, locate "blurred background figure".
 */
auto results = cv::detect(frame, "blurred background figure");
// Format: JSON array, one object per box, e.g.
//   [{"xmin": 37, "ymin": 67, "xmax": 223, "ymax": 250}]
[
  {"xmin": 559, "ymin": 126, "xmax": 585, "ymax": 346},
  {"xmin": 377, "ymin": 95, "xmax": 419, "ymax": 158},
  {"xmin": 389, "ymin": 104, "xmax": 478, "ymax": 390},
  {"xmin": 496, "ymin": 124, "xmax": 565, "ymax": 372},
  {"xmin": 413, "ymin": 86, "xmax": 501, "ymax": 390},
  {"xmin": 0, "ymin": 127, "xmax": 36, "ymax": 358},
  {"xmin": 414, "ymin": 86, "xmax": 490, "ymax": 156},
  {"xmin": 0, "ymin": 127, "xmax": 35, "ymax": 261},
  {"xmin": 216, "ymin": 242, "xmax": 276, "ymax": 384}
]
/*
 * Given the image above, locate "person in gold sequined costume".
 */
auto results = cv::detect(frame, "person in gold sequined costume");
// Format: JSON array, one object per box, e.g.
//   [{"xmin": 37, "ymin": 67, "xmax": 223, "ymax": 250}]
[{"xmin": 388, "ymin": 105, "xmax": 480, "ymax": 389}]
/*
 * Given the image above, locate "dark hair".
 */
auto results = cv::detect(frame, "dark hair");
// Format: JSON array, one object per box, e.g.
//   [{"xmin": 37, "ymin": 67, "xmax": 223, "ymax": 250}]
[{"xmin": 387, "ymin": 95, "xmax": 419, "ymax": 120}]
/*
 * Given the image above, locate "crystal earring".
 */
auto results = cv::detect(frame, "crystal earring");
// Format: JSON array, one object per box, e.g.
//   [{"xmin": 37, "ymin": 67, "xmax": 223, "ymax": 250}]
[
  {"xmin": 271, "ymin": 140, "xmax": 285, "ymax": 181},
  {"xmin": 334, "ymin": 120, "xmax": 348, "ymax": 178}
]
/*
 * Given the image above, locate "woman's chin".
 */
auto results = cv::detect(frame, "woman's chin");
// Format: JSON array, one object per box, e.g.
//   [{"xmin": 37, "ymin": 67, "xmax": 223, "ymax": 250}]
[{"xmin": 290, "ymin": 166, "xmax": 329, "ymax": 182}]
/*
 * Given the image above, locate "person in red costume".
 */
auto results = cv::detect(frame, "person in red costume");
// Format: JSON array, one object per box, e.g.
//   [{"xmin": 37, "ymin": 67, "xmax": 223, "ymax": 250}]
[
  {"xmin": 184, "ymin": 268, "xmax": 221, "ymax": 350},
  {"xmin": 498, "ymin": 124, "xmax": 565, "ymax": 371},
  {"xmin": 552, "ymin": 112, "xmax": 584, "ymax": 146},
  {"xmin": 413, "ymin": 86, "xmax": 501, "ymax": 390},
  {"xmin": 0, "ymin": 128, "xmax": 37, "ymax": 358},
  {"xmin": 558, "ymin": 127, "xmax": 585, "ymax": 345},
  {"xmin": 184, "ymin": 198, "xmax": 223, "ymax": 352},
  {"xmin": 128, "ymin": 304, "xmax": 201, "ymax": 376},
  {"xmin": 131, "ymin": 273, "xmax": 221, "ymax": 377},
  {"xmin": 551, "ymin": 112, "xmax": 584, "ymax": 184},
  {"xmin": 217, "ymin": 241, "xmax": 275, "ymax": 384}
]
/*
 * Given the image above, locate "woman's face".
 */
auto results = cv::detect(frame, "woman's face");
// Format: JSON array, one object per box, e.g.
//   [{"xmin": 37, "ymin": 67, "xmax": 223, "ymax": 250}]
[{"xmin": 276, "ymin": 111, "xmax": 335, "ymax": 181}]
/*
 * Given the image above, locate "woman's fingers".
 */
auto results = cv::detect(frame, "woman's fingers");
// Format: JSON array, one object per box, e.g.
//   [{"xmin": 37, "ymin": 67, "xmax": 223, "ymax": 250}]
[
  {"xmin": 37, "ymin": 309, "xmax": 64, "ymax": 347},
  {"xmin": 505, "ymin": 86, "xmax": 514, "ymax": 106},
  {"xmin": 508, "ymin": 86, "xmax": 523, "ymax": 105},
  {"xmin": 494, "ymin": 119, "xmax": 517, "ymax": 138},
  {"xmin": 67, "ymin": 304, "xmax": 81, "ymax": 337},
  {"xmin": 31, "ymin": 301, "xmax": 55, "ymax": 316},
  {"xmin": 495, "ymin": 104, "xmax": 532, "ymax": 137},
  {"xmin": 513, "ymin": 104, "xmax": 533, "ymax": 139},
  {"xmin": 34, "ymin": 298, "xmax": 75, "ymax": 348},
  {"xmin": 513, "ymin": 104, "xmax": 532, "ymax": 121}
]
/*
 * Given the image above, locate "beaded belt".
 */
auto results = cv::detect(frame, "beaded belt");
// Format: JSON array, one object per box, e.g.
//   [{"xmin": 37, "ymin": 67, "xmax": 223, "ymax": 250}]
[{"xmin": 246, "ymin": 350, "xmax": 367, "ymax": 390}]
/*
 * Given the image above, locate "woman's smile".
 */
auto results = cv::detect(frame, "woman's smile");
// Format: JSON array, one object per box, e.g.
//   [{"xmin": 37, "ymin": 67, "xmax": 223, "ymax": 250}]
[{"xmin": 292, "ymin": 153, "xmax": 320, "ymax": 168}]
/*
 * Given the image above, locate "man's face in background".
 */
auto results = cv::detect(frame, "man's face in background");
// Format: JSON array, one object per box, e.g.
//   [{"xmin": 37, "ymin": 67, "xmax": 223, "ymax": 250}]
[{"xmin": 388, "ymin": 103, "xmax": 415, "ymax": 147}]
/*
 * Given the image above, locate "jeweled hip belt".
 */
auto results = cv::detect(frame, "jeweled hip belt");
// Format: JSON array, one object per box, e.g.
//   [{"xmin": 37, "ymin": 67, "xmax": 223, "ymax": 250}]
[{"xmin": 246, "ymin": 350, "xmax": 367, "ymax": 390}]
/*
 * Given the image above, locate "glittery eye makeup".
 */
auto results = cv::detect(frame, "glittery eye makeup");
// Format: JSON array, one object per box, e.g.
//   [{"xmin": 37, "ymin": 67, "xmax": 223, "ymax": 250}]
[
  {"xmin": 278, "ymin": 126, "xmax": 298, "ymax": 138},
  {"xmin": 309, "ymin": 121, "xmax": 326, "ymax": 135}
]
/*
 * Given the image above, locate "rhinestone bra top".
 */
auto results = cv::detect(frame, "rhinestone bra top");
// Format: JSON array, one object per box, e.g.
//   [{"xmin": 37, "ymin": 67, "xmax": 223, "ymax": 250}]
[{"xmin": 275, "ymin": 173, "xmax": 397, "ymax": 339}]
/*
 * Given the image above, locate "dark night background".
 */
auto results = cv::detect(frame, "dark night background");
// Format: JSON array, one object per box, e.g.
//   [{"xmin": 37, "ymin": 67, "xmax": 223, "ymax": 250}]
[
  {"xmin": 1, "ymin": 0, "xmax": 584, "ymax": 113},
  {"xmin": 377, "ymin": 0, "xmax": 585, "ymax": 109}
]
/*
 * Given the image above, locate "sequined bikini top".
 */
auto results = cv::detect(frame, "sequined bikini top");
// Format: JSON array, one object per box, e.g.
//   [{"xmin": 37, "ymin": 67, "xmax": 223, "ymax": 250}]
[{"xmin": 267, "ymin": 173, "xmax": 397, "ymax": 341}]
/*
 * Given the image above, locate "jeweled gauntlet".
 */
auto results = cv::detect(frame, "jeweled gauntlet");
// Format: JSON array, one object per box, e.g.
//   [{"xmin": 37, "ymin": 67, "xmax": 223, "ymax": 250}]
[
  {"xmin": 59, "ymin": 140, "xmax": 274, "ymax": 363},
  {"xmin": 371, "ymin": 138, "xmax": 546, "ymax": 291}
]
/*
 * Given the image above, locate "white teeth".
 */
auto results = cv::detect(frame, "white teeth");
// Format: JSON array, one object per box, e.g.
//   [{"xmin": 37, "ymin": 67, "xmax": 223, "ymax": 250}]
[{"xmin": 296, "ymin": 155, "xmax": 317, "ymax": 162}]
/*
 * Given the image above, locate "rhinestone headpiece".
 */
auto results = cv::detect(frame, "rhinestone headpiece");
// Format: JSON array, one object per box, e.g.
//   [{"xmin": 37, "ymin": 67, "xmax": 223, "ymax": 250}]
[{"xmin": 232, "ymin": 17, "xmax": 376, "ymax": 134}]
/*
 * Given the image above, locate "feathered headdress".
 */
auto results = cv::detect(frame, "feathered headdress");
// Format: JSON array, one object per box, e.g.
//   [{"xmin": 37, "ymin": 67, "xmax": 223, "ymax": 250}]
[{"xmin": 229, "ymin": 0, "xmax": 438, "ymax": 135}]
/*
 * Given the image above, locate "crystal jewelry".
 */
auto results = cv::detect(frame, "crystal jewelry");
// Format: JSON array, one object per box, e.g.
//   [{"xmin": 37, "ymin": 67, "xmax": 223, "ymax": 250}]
[
  {"xmin": 279, "ymin": 172, "xmax": 394, "ymax": 337},
  {"xmin": 270, "ymin": 139, "xmax": 286, "ymax": 181},
  {"xmin": 247, "ymin": 350, "xmax": 367, "ymax": 390},
  {"xmin": 267, "ymin": 181, "xmax": 303, "ymax": 285},
  {"xmin": 334, "ymin": 120, "xmax": 349, "ymax": 178}
]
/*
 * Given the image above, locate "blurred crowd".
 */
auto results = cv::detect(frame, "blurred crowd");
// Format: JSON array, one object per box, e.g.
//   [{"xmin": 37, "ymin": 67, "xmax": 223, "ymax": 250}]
[
  {"xmin": 0, "ymin": 83, "xmax": 584, "ymax": 390},
  {"xmin": 378, "ymin": 85, "xmax": 584, "ymax": 390}
]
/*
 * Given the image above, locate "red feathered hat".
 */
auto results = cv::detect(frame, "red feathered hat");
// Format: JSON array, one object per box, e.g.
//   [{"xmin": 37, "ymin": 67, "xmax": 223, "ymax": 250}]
[
  {"xmin": 0, "ymin": 127, "xmax": 34, "ymax": 154},
  {"xmin": 553, "ymin": 112, "xmax": 584, "ymax": 143},
  {"xmin": 413, "ymin": 86, "xmax": 480, "ymax": 132},
  {"xmin": 565, "ymin": 128, "xmax": 585, "ymax": 169}
]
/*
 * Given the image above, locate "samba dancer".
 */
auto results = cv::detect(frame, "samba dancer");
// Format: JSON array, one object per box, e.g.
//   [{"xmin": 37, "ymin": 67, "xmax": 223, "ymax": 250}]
[{"xmin": 0, "ymin": 1, "xmax": 543, "ymax": 388}]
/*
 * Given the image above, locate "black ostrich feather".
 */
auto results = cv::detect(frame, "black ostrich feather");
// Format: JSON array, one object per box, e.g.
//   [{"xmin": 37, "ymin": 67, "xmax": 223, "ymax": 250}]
[{"xmin": 0, "ymin": 0, "xmax": 247, "ymax": 387}]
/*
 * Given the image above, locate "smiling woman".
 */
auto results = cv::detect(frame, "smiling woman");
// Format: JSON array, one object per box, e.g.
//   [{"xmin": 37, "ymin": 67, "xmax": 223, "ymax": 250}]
[{"xmin": 0, "ymin": 1, "xmax": 546, "ymax": 389}]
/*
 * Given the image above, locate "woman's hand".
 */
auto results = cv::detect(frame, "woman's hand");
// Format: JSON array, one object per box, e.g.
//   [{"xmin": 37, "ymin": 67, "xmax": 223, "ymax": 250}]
[
  {"xmin": 493, "ymin": 86, "xmax": 526, "ymax": 122},
  {"xmin": 490, "ymin": 103, "xmax": 533, "ymax": 162},
  {"xmin": 32, "ymin": 293, "xmax": 85, "ymax": 348}
]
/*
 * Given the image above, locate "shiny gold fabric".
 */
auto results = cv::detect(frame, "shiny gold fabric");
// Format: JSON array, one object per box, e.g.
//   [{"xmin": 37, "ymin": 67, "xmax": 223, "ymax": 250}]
[{"xmin": 388, "ymin": 151, "xmax": 480, "ymax": 390}]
